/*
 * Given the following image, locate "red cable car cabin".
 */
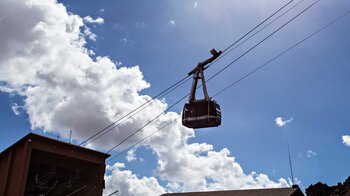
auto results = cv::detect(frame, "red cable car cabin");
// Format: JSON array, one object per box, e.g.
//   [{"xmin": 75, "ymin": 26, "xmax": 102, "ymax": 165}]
[{"xmin": 182, "ymin": 48, "xmax": 222, "ymax": 129}]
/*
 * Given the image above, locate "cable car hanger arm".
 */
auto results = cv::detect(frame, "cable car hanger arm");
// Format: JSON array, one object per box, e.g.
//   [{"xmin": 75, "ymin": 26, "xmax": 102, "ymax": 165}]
[
  {"xmin": 188, "ymin": 48, "xmax": 222, "ymax": 76},
  {"xmin": 188, "ymin": 48, "xmax": 222, "ymax": 102}
]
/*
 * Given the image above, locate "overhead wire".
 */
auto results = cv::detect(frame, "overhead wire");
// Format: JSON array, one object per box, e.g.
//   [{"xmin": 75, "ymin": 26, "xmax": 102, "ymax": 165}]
[
  {"xmin": 104, "ymin": 0, "xmax": 320, "ymax": 155},
  {"xmin": 222, "ymin": 0, "xmax": 295, "ymax": 53},
  {"xmin": 106, "ymin": 8, "xmax": 350, "ymax": 162},
  {"xmin": 106, "ymin": 93, "xmax": 189, "ymax": 154},
  {"xmin": 80, "ymin": 0, "xmax": 297, "ymax": 147},
  {"xmin": 205, "ymin": 0, "xmax": 297, "ymax": 68},
  {"xmin": 205, "ymin": 0, "xmax": 320, "ymax": 84},
  {"xmin": 215, "ymin": 0, "xmax": 307, "ymax": 64},
  {"xmin": 212, "ymin": 9, "xmax": 350, "ymax": 98},
  {"xmin": 85, "ymin": 77, "xmax": 191, "ymax": 145},
  {"xmin": 107, "ymin": 117, "xmax": 181, "ymax": 163},
  {"xmin": 79, "ymin": 75, "xmax": 190, "ymax": 146}
]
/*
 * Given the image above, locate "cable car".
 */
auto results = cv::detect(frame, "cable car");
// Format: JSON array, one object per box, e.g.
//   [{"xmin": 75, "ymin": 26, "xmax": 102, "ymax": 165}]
[
  {"xmin": 182, "ymin": 49, "xmax": 222, "ymax": 129},
  {"xmin": 182, "ymin": 99, "xmax": 221, "ymax": 128}
]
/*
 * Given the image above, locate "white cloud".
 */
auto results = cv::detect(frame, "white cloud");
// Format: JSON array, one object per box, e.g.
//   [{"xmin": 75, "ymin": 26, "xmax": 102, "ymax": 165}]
[
  {"xmin": 99, "ymin": 8, "xmax": 105, "ymax": 13},
  {"xmin": 104, "ymin": 163, "xmax": 165, "ymax": 196},
  {"xmin": 88, "ymin": 49, "xmax": 95, "ymax": 56},
  {"xmin": 194, "ymin": 2, "xmax": 198, "ymax": 8},
  {"xmin": 11, "ymin": 103, "xmax": 23, "ymax": 116},
  {"xmin": 298, "ymin": 149, "xmax": 316, "ymax": 158},
  {"xmin": 275, "ymin": 117, "xmax": 293, "ymax": 127},
  {"xmin": 126, "ymin": 149, "xmax": 137, "ymax": 162},
  {"xmin": 0, "ymin": 0, "xmax": 152, "ymax": 147},
  {"xmin": 0, "ymin": 0, "xmax": 290, "ymax": 195},
  {"xmin": 120, "ymin": 37, "xmax": 135, "ymax": 46},
  {"xmin": 152, "ymin": 142, "xmax": 289, "ymax": 192},
  {"xmin": 121, "ymin": 37, "xmax": 128, "ymax": 44},
  {"xmin": 82, "ymin": 16, "xmax": 104, "ymax": 41},
  {"xmin": 305, "ymin": 149, "xmax": 316, "ymax": 158},
  {"xmin": 83, "ymin": 15, "xmax": 104, "ymax": 24},
  {"xmin": 84, "ymin": 27, "xmax": 97, "ymax": 41},
  {"xmin": 169, "ymin": 20, "xmax": 176, "ymax": 26},
  {"xmin": 0, "ymin": 85, "xmax": 16, "ymax": 94},
  {"xmin": 342, "ymin": 135, "xmax": 350, "ymax": 147}
]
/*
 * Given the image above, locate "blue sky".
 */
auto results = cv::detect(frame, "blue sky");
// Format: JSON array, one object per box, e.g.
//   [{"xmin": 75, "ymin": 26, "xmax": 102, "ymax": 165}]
[{"xmin": 1, "ymin": 0, "xmax": 350, "ymax": 195}]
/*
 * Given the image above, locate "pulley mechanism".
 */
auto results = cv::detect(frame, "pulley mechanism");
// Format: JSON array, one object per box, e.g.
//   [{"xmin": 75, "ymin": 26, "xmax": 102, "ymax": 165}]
[{"xmin": 182, "ymin": 49, "xmax": 223, "ymax": 129}]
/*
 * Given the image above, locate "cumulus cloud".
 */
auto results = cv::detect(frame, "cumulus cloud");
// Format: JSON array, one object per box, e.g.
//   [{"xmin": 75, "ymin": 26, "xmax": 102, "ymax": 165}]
[
  {"xmin": 151, "ymin": 141, "xmax": 289, "ymax": 192},
  {"xmin": 342, "ymin": 135, "xmax": 350, "ymax": 147},
  {"xmin": 83, "ymin": 27, "xmax": 97, "ymax": 41},
  {"xmin": 82, "ymin": 16, "xmax": 104, "ymax": 41},
  {"xmin": 275, "ymin": 117, "xmax": 293, "ymax": 127},
  {"xmin": 11, "ymin": 103, "xmax": 23, "ymax": 116},
  {"xmin": 0, "ymin": 0, "xmax": 290, "ymax": 195},
  {"xmin": 298, "ymin": 149, "xmax": 316, "ymax": 158},
  {"xmin": 83, "ymin": 15, "xmax": 104, "ymax": 24},
  {"xmin": 169, "ymin": 20, "xmax": 176, "ymax": 26},
  {"xmin": 305, "ymin": 149, "xmax": 316, "ymax": 158},
  {"xmin": 105, "ymin": 163, "xmax": 165, "ymax": 196},
  {"xmin": 126, "ymin": 149, "xmax": 137, "ymax": 162},
  {"xmin": 0, "ymin": 0, "xmax": 155, "ymax": 149}
]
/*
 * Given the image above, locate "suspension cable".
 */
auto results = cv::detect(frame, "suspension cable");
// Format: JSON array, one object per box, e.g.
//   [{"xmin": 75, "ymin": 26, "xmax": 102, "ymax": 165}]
[
  {"xmin": 107, "ymin": 8, "xmax": 350, "ymax": 162},
  {"xmin": 104, "ymin": 0, "xmax": 320, "ymax": 154},
  {"xmin": 222, "ymin": 0, "xmax": 295, "ymax": 53},
  {"xmin": 206, "ymin": 0, "xmax": 320, "ymax": 84},
  {"xmin": 79, "ymin": 75, "xmax": 190, "ymax": 146},
  {"xmin": 216, "ymin": 0, "xmax": 307, "ymax": 64},
  {"xmin": 107, "ymin": 117, "xmax": 181, "ymax": 163},
  {"xmin": 80, "ymin": 0, "xmax": 296, "ymax": 147},
  {"xmin": 106, "ymin": 93, "xmax": 189, "ymax": 154},
  {"xmin": 212, "ymin": 10, "xmax": 350, "ymax": 98},
  {"xmin": 87, "ymin": 77, "xmax": 191, "ymax": 145}
]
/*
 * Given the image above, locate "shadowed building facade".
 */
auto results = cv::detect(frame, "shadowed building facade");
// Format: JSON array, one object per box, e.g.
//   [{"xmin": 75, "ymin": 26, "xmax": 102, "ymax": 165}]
[{"xmin": 0, "ymin": 133, "xmax": 109, "ymax": 196}]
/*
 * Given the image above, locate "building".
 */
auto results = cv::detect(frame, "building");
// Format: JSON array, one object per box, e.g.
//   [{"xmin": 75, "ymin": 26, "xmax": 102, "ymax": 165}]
[
  {"xmin": 162, "ymin": 186, "xmax": 304, "ymax": 196},
  {"xmin": 0, "ymin": 132, "xmax": 110, "ymax": 196}
]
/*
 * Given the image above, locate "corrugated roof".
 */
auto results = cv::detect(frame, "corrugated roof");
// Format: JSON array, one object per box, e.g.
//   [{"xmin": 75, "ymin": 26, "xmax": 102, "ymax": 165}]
[{"xmin": 162, "ymin": 187, "xmax": 304, "ymax": 196}]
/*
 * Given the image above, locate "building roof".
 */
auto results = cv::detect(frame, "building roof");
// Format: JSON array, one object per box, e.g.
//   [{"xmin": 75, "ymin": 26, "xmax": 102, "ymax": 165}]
[
  {"xmin": 162, "ymin": 187, "xmax": 304, "ymax": 196},
  {"xmin": 0, "ymin": 132, "xmax": 110, "ymax": 159}
]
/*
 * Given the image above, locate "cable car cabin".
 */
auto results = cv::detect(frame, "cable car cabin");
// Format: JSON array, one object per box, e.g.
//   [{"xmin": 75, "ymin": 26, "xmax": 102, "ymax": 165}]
[
  {"xmin": 182, "ymin": 48, "xmax": 223, "ymax": 129},
  {"xmin": 182, "ymin": 99, "xmax": 221, "ymax": 129}
]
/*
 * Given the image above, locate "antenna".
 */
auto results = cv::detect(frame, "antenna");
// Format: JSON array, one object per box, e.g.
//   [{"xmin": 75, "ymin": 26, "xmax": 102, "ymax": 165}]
[
  {"xmin": 108, "ymin": 190, "xmax": 119, "ymax": 196},
  {"xmin": 286, "ymin": 139, "xmax": 295, "ymax": 186},
  {"xmin": 69, "ymin": 130, "xmax": 73, "ymax": 144}
]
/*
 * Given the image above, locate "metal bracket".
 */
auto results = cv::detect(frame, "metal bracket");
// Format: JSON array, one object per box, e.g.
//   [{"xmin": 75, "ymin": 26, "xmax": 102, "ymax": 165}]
[{"xmin": 188, "ymin": 49, "xmax": 222, "ymax": 102}]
